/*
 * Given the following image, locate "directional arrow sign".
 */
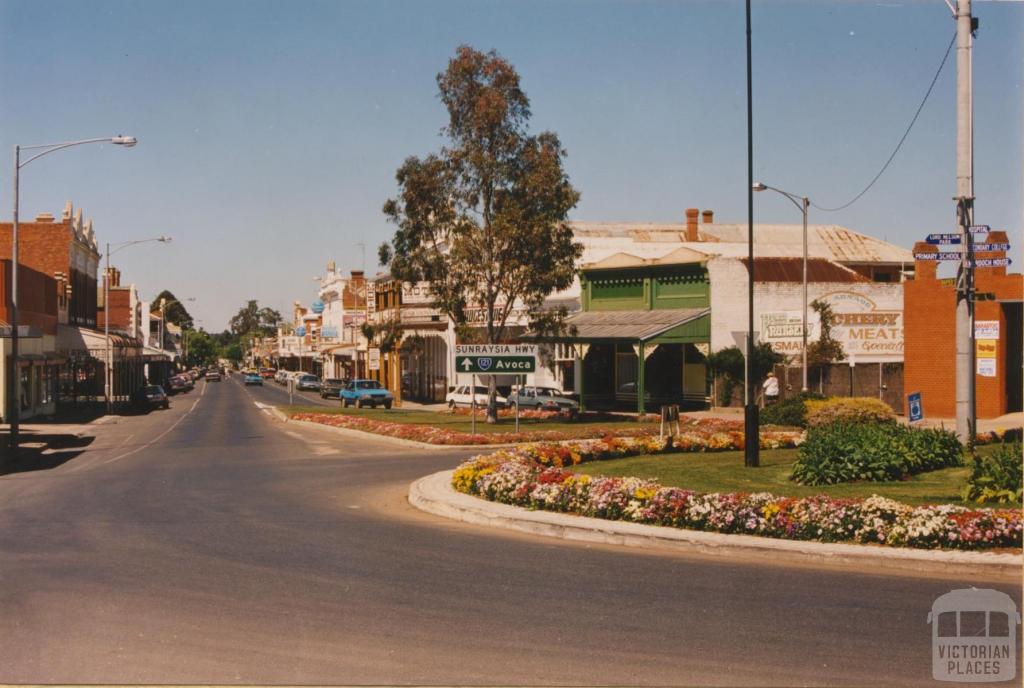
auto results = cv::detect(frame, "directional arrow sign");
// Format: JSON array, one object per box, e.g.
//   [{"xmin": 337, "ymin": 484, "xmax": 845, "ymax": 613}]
[
  {"xmin": 969, "ymin": 225, "xmax": 990, "ymax": 233},
  {"xmin": 456, "ymin": 355, "xmax": 535, "ymax": 374},
  {"xmin": 926, "ymin": 234, "xmax": 962, "ymax": 245},
  {"xmin": 971, "ymin": 258, "xmax": 1012, "ymax": 268},
  {"xmin": 973, "ymin": 243, "xmax": 1011, "ymax": 252},
  {"xmin": 914, "ymin": 251, "xmax": 963, "ymax": 261}
]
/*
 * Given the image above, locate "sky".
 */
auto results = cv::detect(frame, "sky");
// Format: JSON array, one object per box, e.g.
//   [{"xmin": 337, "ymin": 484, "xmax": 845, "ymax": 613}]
[{"xmin": 1, "ymin": 0, "xmax": 1021, "ymax": 331}]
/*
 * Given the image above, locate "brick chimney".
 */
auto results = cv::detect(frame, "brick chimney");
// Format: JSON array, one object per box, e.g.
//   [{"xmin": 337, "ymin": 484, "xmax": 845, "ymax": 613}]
[
  {"xmin": 685, "ymin": 208, "xmax": 699, "ymax": 242},
  {"xmin": 912, "ymin": 242, "xmax": 938, "ymax": 281},
  {"xmin": 35, "ymin": 212, "xmax": 55, "ymax": 223},
  {"xmin": 701, "ymin": 209, "xmax": 714, "ymax": 224}
]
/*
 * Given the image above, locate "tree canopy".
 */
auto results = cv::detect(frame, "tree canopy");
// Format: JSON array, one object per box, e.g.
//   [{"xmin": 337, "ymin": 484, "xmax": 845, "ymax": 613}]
[
  {"xmin": 379, "ymin": 45, "xmax": 582, "ymax": 346},
  {"xmin": 151, "ymin": 290, "xmax": 194, "ymax": 330},
  {"xmin": 229, "ymin": 300, "xmax": 282, "ymax": 338}
]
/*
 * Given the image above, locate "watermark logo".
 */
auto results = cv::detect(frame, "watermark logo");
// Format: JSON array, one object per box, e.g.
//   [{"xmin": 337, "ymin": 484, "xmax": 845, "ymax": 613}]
[{"xmin": 929, "ymin": 588, "xmax": 1020, "ymax": 682}]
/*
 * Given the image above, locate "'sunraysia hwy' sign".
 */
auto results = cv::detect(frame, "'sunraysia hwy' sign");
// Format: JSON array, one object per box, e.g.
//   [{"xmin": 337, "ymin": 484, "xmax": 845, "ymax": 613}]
[{"xmin": 454, "ymin": 344, "xmax": 537, "ymax": 374}]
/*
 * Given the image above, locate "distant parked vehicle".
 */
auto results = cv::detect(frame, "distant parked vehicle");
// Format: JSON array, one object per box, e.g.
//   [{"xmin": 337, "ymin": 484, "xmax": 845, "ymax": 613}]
[
  {"xmin": 259, "ymin": 367, "xmax": 276, "ymax": 379},
  {"xmin": 205, "ymin": 369, "xmax": 221, "ymax": 382},
  {"xmin": 507, "ymin": 386, "xmax": 579, "ymax": 414},
  {"xmin": 166, "ymin": 375, "xmax": 189, "ymax": 393},
  {"xmin": 131, "ymin": 385, "xmax": 170, "ymax": 410},
  {"xmin": 320, "ymin": 378, "xmax": 348, "ymax": 398},
  {"xmin": 275, "ymin": 370, "xmax": 290, "ymax": 384},
  {"xmin": 296, "ymin": 374, "xmax": 321, "ymax": 391},
  {"xmin": 445, "ymin": 385, "xmax": 508, "ymax": 409},
  {"xmin": 340, "ymin": 379, "xmax": 393, "ymax": 409},
  {"xmin": 244, "ymin": 373, "xmax": 263, "ymax": 386}
]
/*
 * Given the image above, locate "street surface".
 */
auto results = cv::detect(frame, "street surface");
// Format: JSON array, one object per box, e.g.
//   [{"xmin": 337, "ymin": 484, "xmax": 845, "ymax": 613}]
[{"xmin": 1, "ymin": 375, "xmax": 1018, "ymax": 685}]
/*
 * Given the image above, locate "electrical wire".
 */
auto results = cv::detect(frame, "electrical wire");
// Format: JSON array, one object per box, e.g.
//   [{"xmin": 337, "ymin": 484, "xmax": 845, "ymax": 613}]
[{"xmin": 811, "ymin": 32, "xmax": 957, "ymax": 213}]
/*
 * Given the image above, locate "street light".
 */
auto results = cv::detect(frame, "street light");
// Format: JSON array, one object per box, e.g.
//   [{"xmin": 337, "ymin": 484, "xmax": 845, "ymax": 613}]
[
  {"xmin": 104, "ymin": 236, "xmax": 171, "ymax": 413},
  {"xmin": 7, "ymin": 135, "xmax": 136, "ymax": 454},
  {"xmin": 753, "ymin": 182, "xmax": 811, "ymax": 393}
]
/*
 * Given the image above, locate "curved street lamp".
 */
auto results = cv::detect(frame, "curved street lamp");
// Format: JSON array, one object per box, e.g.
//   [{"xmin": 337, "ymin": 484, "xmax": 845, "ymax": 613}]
[
  {"xmin": 753, "ymin": 181, "xmax": 810, "ymax": 392},
  {"xmin": 104, "ymin": 236, "xmax": 171, "ymax": 412},
  {"xmin": 7, "ymin": 135, "xmax": 137, "ymax": 454}
]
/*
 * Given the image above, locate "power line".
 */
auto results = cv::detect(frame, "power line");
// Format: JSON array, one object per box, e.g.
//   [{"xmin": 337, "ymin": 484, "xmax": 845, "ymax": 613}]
[{"xmin": 812, "ymin": 32, "xmax": 956, "ymax": 213}]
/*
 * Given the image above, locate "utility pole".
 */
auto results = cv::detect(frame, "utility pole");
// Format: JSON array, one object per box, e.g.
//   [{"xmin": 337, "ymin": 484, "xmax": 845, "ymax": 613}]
[{"xmin": 954, "ymin": 0, "xmax": 976, "ymax": 445}]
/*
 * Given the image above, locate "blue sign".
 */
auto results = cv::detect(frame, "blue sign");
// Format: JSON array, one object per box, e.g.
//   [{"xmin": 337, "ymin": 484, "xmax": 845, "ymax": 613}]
[
  {"xmin": 296, "ymin": 326, "xmax": 306, "ymax": 337},
  {"xmin": 926, "ymin": 234, "xmax": 961, "ymax": 245},
  {"xmin": 908, "ymin": 392, "xmax": 923, "ymax": 423},
  {"xmin": 969, "ymin": 225, "xmax": 990, "ymax": 233},
  {"xmin": 973, "ymin": 243, "xmax": 1011, "ymax": 252},
  {"xmin": 311, "ymin": 299, "xmax": 325, "ymax": 314}
]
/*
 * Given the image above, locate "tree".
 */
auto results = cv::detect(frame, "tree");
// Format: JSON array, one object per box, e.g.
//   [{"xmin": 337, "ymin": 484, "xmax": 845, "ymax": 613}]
[
  {"xmin": 230, "ymin": 300, "xmax": 282, "ymax": 338},
  {"xmin": 380, "ymin": 45, "xmax": 582, "ymax": 422},
  {"xmin": 806, "ymin": 299, "xmax": 846, "ymax": 392},
  {"xmin": 707, "ymin": 343, "xmax": 784, "ymax": 407},
  {"xmin": 184, "ymin": 329, "xmax": 219, "ymax": 367},
  {"xmin": 151, "ymin": 290, "xmax": 193, "ymax": 330}
]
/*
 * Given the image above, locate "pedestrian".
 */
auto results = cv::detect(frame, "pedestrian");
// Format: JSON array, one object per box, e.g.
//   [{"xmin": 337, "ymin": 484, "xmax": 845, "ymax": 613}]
[{"xmin": 762, "ymin": 371, "xmax": 780, "ymax": 406}]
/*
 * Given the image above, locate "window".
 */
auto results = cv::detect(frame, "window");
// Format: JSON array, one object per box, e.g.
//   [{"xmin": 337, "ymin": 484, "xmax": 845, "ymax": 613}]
[
  {"xmin": 990, "ymin": 612, "xmax": 1010, "ymax": 637},
  {"xmin": 937, "ymin": 612, "xmax": 957, "ymax": 638},
  {"xmin": 960, "ymin": 611, "xmax": 987, "ymax": 637}
]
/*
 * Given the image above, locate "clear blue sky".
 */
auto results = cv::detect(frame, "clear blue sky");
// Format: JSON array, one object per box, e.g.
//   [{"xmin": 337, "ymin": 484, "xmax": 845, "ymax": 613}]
[{"xmin": 1, "ymin": 0, "xmax": 1020, "ymax": 331}]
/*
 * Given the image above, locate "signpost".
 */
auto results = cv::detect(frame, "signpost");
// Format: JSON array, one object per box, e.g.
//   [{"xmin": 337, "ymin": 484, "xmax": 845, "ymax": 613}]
[
  {"xmin": 454, "ymin": 345, "xmax": 538, "ymax": 434},
  {"xmin": 907, "ymin": 392, "xmax": 924, "ymax": 424}
]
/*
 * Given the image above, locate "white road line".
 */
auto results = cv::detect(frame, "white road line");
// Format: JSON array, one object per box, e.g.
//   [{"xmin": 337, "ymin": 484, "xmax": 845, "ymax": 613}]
[{"xmin": 101, "ymin": 386, "xmax": 204, "ymax": 466}]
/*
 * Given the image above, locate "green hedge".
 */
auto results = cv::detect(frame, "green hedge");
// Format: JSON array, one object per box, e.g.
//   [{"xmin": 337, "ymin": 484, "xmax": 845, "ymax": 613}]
[
  {"xmin": 791, "ymin": 422, "xmax": 963, "ymax": 486},
  {"xmin": 759, "ymin": 392, "xmax": 824, "ymax": 428},
  {"xmin": 962, "ymin": 442, "xmax": 1023, "ymax": 504}
]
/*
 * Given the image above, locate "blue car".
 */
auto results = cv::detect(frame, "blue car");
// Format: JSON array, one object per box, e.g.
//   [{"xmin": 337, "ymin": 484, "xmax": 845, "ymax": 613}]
[
  {"xmin": 244, "ymin": 372, "xmax": 263, "ymax": 386},
  {"xmin": 340, "ymin": 379, "xmax": 393, "ymax": 409}
]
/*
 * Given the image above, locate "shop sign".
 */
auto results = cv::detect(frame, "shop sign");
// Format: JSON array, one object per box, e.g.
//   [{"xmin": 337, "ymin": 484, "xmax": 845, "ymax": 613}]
[
  {"xmin": 760, "ymin": 312, "xmax": 818, "ymax": 355},
  {"xmin": 368, "ymin": 347, "xmax": 381, "ymax": 371},
  {"xmin": 977, "ymin": 358, "xmax": 997, "ymax": 377},
  {"xmin": 975, "ymin": 321, "xmax": 1000, "ymax": 339},
  {"xmin": 821, "ymin": 291, "xmax": 903, "ymax": 361},
  {"xmin": 401, "ymin": 282, "xmax": 434, "ymax": 305}
]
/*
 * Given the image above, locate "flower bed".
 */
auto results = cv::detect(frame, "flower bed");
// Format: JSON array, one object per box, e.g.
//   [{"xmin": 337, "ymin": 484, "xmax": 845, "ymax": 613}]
[
  {"xmin": 451, "ymin": 439, "xmax": 1022, "ymax": 551},
  {"xmin": 290, "ymin": 411, "xmax": 802, "ymax": 447}
]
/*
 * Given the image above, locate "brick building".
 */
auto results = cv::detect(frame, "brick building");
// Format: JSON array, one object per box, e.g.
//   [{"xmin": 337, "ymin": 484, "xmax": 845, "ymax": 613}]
[
  {"xmin": 904, "ymin": 231, "xmax": 1022, "ymax": 419},
  {"xmin": 0, "ymin": 260, "xmax": 60, "ymax": 421}
]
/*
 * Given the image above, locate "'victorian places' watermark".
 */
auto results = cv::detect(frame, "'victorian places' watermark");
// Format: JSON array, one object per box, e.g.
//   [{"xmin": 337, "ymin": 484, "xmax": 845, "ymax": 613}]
[{"xmin": 929, "ymin": 588, "xmax": 1020, "ymax": 682}]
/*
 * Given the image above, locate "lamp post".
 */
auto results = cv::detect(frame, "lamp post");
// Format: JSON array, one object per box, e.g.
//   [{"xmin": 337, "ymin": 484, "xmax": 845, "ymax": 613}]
[
  {"xmin": 753, "ymin": 182, "xmax": 810, "ymax": 392},
  {"xmin": 7, "ymin": 135, "xmax": 136, "ymax": 454},
  {"xmin": 104, "ymin": 236, "xmax": 171, "ymax": 413}
]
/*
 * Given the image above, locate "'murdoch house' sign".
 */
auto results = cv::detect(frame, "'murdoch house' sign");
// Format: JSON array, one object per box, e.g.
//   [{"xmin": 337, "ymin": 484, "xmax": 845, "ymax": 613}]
[{"xmin": 455, "ymin": 344, "xmax": 537, "ymax": 374}]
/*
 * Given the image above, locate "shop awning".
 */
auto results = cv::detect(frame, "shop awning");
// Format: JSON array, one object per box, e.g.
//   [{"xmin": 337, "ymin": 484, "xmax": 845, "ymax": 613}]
[{"xmin": 532, "ymin": 307, "xmax": 711, "ymax": 344}]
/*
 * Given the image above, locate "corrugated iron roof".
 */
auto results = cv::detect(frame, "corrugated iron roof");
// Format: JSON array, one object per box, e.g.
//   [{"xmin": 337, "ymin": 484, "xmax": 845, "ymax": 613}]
[
  {"xmin": 559, "ymin": 308, "xmax": 709, "ymax": 342},
  {"xmin": 740, "ymin": 257, "xmax": 869, "ymax": 283},
  {"xmin": 570, "ymin": 221, "xmax": 912, "ymax": 265}
]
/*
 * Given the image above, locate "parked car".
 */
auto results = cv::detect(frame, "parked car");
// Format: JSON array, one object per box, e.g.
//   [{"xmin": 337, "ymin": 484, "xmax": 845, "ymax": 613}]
[
  {"xmin": 507, "ymin": 386, "xmax": 579, "ymax": 414},
  {"xmin": 340, "ymin": 379, "xmax": 394, "ymax": 409},
  {"xmin": 131, "ymin": 385, "xmax": 170, "ymax": 410},
  {"xmin": 275, "ymin": 370, "xmax": 290, "ymax": 384},
  {"xmin": 166, "ymin": 375, "xmax": 189, "ymax": 393},
  {"xmin": 320, "ymin": 378, "xmax": 348, "ymax": 398},
  {"xmin": 259, "ymin": 367, "xmax": 276, "ymax": 379},
  {"xmin": 205, "ymin": 369, "xmax": 222, "ymax": 382},
  {"xmin": 445, "ymin": 385, "xmax": 508, "ymax": 409},
  {"xmin": 296, "ymin": 374, "xmax": 321, "ymax": 391},
  {"xmin": 244, "ymin": 372, "xmax": 263, "ymax": 386}
]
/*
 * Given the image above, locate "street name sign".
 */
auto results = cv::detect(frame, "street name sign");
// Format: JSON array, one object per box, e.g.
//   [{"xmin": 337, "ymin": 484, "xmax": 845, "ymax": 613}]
[
  {"xmin": 926, "ymin": 234, "xmax": 962, "ymax": 245},
  {"xmin": 969, "ymin": 225, "xmax": 990, "ymax": 233},
  {"xmin": 972, "ymin": 258, "xmax": 1012, "ymax": 268},
  {"xmin": 973, "ymin": 243, "xmax": 1011, "ymax": 252},
  {"xmin": 454, "ymin": 344, "xmax": 537, "ymax": 374},
  {"xmin": 914, "ymin": 251, "xmax": 963, "ymax": 261}
]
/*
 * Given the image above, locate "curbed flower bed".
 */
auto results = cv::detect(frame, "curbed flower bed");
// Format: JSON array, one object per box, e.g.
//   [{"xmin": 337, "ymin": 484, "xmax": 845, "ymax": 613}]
[
  {"xmin": 289, "ymin": 411, "xmax": 802, "ymax": 447},
  {"xmin": 451, "ymin": 439, "xmax": 1023, "ymax": 551}
]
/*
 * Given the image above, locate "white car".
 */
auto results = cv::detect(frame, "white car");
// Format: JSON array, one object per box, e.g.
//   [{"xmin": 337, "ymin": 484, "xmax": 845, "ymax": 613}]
[{"xmin": 445, "ymin": 384, "xmax": 508, "ymax": 409}]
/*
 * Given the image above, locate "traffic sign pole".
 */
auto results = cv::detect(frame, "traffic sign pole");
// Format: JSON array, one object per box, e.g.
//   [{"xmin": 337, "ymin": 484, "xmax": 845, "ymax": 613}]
[{"xmin": 471, "ymin": 373, "xmax": 476, "ymax": 435}]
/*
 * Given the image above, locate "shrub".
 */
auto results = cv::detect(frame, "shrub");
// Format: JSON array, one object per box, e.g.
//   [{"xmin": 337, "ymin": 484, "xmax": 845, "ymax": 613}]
[
  {"xmin": 804, "ymin": 397, "xmax": 897, "ymax": 428},
  {"xmin": 962, "ymin": 442, "xmax": 1023, "ymax": 504},
  {"xmin": 759, "ymin": 392, "xmax": 825, "ymax": 428},
  {"xmin": 791, "ymin": 422, "xmax": 963, "ymax": 486}
]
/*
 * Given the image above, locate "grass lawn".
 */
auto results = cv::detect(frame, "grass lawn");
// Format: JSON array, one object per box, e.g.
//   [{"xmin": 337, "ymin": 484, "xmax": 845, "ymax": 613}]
[
  {"xmin": 572, "ymin": 444, "xmax": 1012, "ymax": 507},
  {"xmin": 283, "ymin": 405, "xmax": 662, "ymax": 436}
]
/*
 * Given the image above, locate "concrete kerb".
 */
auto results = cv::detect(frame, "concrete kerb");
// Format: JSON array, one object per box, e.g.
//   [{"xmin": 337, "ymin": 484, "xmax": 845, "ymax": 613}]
[{"xmin": 409, "ymin": 469, "xmax": 1024, "ymax": 579}]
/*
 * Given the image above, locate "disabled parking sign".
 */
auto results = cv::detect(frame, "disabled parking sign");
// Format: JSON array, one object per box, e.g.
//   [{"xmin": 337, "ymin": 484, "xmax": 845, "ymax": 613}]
[{"xmin": 908, "ymin": 392, "xmax": 923, "ymax": 423}]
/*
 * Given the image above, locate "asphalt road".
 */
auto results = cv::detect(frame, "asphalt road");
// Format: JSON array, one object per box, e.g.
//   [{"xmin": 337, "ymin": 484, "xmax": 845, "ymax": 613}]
[{"xmin": 1, "ymin": 375, "xmax": 1019, "ymax": 685}]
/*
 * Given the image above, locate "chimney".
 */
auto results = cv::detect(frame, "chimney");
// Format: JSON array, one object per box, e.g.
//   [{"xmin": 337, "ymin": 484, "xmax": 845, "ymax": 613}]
[
  {"xmin": 35, "ymin": 212, "xmax": 55, "ymax": 223},
  {"xmin": 912, "ymin": 242, "xmax": 938, "ymax": 281},
  {"xmin": 327, "ymin": 260, "xmax": 336, "ymax": 275},
  {"xmin": 701, "ymin": 209, "xmax": 714, "ymax": 224},
  {"xmin": 685, "ymin": 208, "xmax": 699, "ymax": 242}
]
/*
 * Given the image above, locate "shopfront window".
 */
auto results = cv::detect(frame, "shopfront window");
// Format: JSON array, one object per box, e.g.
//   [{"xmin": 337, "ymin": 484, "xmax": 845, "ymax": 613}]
[{"xmin": 20, "ymin": 368, "xmax": 30, "ymax": 411}]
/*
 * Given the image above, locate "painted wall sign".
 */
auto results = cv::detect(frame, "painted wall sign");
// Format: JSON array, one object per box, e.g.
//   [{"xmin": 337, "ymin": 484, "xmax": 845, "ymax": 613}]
[{"xmin": 821, "ymin": 291, "xmax": 903, "ymax": 361}]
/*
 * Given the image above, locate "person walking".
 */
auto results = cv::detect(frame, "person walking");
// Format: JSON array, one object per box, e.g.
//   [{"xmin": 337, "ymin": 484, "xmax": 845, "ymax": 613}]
[{"xmin": 762, "ymin": 371, "xmax": 780, "ymax": 406}]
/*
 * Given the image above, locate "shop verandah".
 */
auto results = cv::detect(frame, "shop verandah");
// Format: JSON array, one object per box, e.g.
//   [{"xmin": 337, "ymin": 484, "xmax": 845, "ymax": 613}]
[{"xmin": 547, "ymin": 308, "xmax": 711, "ymax": 414}]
